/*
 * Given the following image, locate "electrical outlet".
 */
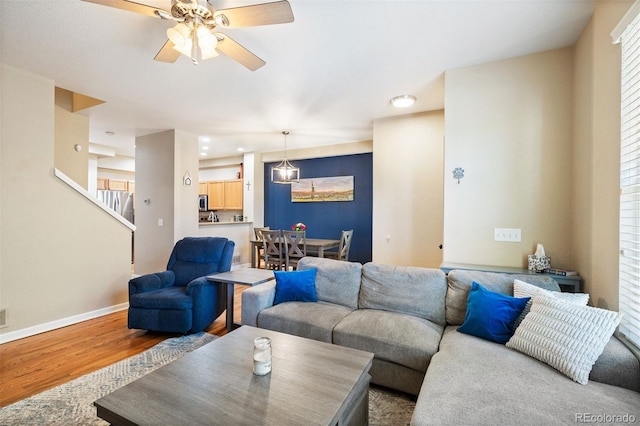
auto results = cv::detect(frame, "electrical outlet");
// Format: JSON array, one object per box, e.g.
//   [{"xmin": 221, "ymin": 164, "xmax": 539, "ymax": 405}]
[{"xmin": 494, "ymin": 228, "xmax": 521, "ymax": 242}]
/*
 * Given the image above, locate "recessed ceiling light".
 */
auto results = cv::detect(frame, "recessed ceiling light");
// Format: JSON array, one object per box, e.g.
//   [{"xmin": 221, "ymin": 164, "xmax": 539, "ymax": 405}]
[
  {"xmin": 201, "ymin": 152, "xmax": 207, "ymax": 156},
  {"xmin": 202, "ymin": 146, "xmax": 209, "ymax": 150},
  {"xmin": 200, "ymin": 136, "xmax": 211, "ymax": 143},
  {"xmin": 390, "ymin": 95, "xmax": 416, "ymax": 108},
  {"xmin": 237, "ymin": 147, "xmax": 245, "ymax": 152}
]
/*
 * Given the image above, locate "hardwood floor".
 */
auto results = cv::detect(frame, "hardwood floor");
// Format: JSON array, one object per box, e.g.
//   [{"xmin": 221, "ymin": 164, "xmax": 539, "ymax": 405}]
[{"xmin": 0, "ymin": 286, "xmax": 246, "ymax": 408}]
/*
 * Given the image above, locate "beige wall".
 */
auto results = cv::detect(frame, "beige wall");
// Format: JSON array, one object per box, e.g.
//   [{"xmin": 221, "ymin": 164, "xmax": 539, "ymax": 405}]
[
  {"xmin": 174, "ymin": 130, "xmax": 200, "ymax": 241},
  {"xmin": 372, "ymin": 111, "xmax": 445, "ymax": 267},
  {"xmin": 443, "ymin": 48, "xmax": 574, "ymax": 268},
  {"xmin": 54, "ymin": 88, "xmax": 89, "ymax": 189},
  {"xmin": 0, "ymin": 65, "xmax": 132, "ymax": 340},
  {"xmin": 134, "ymin": 130, "xmax": 176, "ymax": 274},
  {"xmin": 572, "ymin": 0, "xmax": 632, "ymax": 310}
]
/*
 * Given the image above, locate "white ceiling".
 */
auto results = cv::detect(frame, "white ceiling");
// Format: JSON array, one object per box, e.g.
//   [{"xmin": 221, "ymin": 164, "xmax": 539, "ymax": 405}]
[{"xmin": 1, "ymin": 0, "xmax": 597, "ymax": 159}]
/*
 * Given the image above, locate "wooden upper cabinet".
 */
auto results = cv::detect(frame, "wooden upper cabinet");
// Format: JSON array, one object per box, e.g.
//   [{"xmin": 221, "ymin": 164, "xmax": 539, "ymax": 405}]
[
  {"xmin": 207, "ymin": 181, "xmax": 225, "ymax": 210},
  {"xmin": 224, "ymin": 179, "xmax": 243, "ymax": 210},
  {"xmin": 205, "ymin": 179, "xmax": 243, "ymax": 210},
  {"xmin": 108, "ymin": 179, "xmax": 128, "ymax": 191},
  {"xmin": 97, "ymin": 178, "xmax": 135, "ymax": 192},
  {"xmin": 97, "ymin": 177, "xmax": 108, "ymax": 190},
  {"xmin": 198, "ymin": 182, "xmax": 207, "ymax": 195}
]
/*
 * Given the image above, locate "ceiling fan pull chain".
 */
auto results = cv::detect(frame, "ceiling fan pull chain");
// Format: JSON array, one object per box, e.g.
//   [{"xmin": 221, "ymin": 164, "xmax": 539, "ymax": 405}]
[{"xmin": 191, "ymin": 23, "xmax": 200, "ymax": 65}]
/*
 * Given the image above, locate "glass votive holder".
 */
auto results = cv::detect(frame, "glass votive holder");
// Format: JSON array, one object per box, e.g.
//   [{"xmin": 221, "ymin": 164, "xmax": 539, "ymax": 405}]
[{"xmin": 253, "ymin": 336, "xmax": 272, "ymax": 376}]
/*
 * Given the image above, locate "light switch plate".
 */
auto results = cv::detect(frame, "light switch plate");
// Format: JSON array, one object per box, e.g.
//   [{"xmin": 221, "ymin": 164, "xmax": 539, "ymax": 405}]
[{"xmin": 494, "ymin": 228, "xmax": 521, "ymax": 242}]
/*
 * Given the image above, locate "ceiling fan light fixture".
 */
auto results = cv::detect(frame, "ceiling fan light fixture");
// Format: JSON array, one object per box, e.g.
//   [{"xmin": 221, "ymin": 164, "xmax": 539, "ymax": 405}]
[
  {"xmin": 214, "ymin": 13, "xmax": 230, "ymax": 27},
  {"xmin": 167, "ymin": 23, "xmax": 191, "ymax": 53},
  {"xmin": 391, "ymin": 95, "xmax": 417, "ymax": 108}
]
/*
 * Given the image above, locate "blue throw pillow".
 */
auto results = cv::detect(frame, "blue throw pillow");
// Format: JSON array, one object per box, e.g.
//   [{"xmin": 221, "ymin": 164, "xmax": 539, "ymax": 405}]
[
  {"xmin": 273, "ymin": 268, "xmax": 318, "ymax": 305},
  {"xmin": 458, "ymin": 282, "xmax": 530, "ymax": 344}
]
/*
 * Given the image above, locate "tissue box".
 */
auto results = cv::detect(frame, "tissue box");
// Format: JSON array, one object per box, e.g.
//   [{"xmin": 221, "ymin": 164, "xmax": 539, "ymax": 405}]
[{"xmin": 528, "ymin": 255, "xmax": 551, "ymax": 273}]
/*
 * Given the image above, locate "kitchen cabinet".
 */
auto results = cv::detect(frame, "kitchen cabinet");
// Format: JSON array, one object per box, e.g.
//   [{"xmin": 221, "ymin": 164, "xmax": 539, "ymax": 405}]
[
  {"xmin": 108, "ymin": 179, "xmax": 128, "ymax": 191},
  {"xmin": 97, "ymin": 178, "xmax": 108, "ymax": 190},
  {"xmin": 224, "ymin": 179, "xmax": 243, "ymax": 209},
  {"xmin": 207, "ymin": 181, "xmax": 225, "ymax": 210},
  {"xmin": 97, "ymin": 178, "xmax": 134, "ymax": 191},
  {"xmin": 206, "ymin": 179, "xmax": 243, "ymax": 210},
  {"xmin": 198, "ymin": 182, "xmax": 207, "ymax": 195}
]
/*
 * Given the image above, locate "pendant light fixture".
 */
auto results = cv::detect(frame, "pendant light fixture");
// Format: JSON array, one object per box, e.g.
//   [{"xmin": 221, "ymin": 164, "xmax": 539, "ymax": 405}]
[{"xmin": 271, "ymin": 131, "xmax": 300, "ymax": 184}]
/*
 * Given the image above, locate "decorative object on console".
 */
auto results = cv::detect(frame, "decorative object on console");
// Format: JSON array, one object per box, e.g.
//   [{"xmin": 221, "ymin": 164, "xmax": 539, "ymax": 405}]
[
  {"xmin": 271, "ymin": 131, "xmax": 300, "ymax": 184},
  {"xmin": 81, "ymin": 0, "xmax": 294, "ymax": 70},
  {"xmin": 547, "ymin": 267, "xmax": 577, "ymax": 276},
  {"xmin": 527, "ymin": 243, "xmax": 551, "ymax": 272},
  {"xmin": 452, "ymin": 167, "xmax": 464, "ymax": 183}
]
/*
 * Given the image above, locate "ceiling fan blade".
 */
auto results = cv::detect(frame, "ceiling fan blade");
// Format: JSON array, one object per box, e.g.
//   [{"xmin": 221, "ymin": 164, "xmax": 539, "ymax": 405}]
[
  {"xmin": 154, "ymin": 40, "xmax": 181, "ymax": 63},
  {"xmin": 213, "ymin": 0, "xmax": 294, "ymax": 28},
  {"xmin": 81, "ymin": 0, "xmax": 165, "ymax": 19},
  {"xmin": 215, "ymin": 33, "xmax": 266, "ymax": 71}
]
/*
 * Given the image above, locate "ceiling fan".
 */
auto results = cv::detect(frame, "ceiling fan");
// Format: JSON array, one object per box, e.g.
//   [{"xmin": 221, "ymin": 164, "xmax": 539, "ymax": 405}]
[{"xmin": 81, "ymin": 0, "xmax": 294, "ymax": 70}]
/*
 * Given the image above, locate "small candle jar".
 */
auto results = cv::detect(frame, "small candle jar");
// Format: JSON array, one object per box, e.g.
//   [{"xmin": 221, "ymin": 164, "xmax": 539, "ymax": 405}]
[{"xmin": 253, "ymin": 337, "xmax": 272, "ymax": 376}]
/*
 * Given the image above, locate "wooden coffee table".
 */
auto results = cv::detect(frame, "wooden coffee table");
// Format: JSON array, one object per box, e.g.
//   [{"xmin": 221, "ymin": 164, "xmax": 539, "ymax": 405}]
[{"xmin": 94, "ymin": 326, "xmax": 374, "ymax": 425}]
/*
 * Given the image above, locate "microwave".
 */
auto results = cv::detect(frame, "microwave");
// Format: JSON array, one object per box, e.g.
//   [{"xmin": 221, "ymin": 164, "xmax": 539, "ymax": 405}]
[{"xmin": 199, "ymin": 194, "xmax": 208, "ymax": 211}]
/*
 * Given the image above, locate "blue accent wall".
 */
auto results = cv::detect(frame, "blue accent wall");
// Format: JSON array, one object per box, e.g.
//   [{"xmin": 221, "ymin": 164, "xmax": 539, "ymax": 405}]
[{"xmin": 264, "ymin": 153, "xmax": 372, "ymax": 263}]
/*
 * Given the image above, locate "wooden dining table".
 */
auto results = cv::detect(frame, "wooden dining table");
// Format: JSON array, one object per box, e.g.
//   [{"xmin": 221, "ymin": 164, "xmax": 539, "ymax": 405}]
[{"xmin": 250, "ymin": 237, "xmax": 340, "ymax": 268}]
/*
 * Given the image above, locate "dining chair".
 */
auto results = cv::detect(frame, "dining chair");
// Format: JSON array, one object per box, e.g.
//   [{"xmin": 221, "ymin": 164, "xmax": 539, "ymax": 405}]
[
  {"xmin": 325, "ymin": 229, "xmax": 353, "ymax": 261},
  {"xmin": 261, "ymin": 230, "xmax": 285, "ymax": 270},
  {"xmin": 283, "ymin": 230, "xmax": 307, "ymax": 270},
  {"xmin": 253, "ymin": 226, "xmax": 270, "ymax": 268}
]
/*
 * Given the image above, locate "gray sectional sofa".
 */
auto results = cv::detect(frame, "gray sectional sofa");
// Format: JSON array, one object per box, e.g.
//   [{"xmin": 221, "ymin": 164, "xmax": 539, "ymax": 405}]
[{"xmin": 241, "ymin": 257, "xmax": 640, "ymax": 425}]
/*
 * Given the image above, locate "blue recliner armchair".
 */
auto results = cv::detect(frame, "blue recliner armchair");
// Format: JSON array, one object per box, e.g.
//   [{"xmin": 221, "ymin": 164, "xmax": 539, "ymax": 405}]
[{"xmin": 128, "ymin": 237, "xmax": 235, "ymax": 334}]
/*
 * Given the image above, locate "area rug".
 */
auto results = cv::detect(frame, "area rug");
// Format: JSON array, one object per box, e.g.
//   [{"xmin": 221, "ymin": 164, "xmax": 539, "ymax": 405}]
[{"xmin": 0, "ymin": 333, "xmax": 415, "ymax": 425}]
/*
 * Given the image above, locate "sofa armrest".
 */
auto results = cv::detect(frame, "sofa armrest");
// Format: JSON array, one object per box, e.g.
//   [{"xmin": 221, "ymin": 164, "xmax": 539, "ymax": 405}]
[
  {"xmin": 241, "ymin": 281, "xmax": 276, "ymax": 327},
  {"xmin": 129, "ymin": 270, "xmax": 175, "ymax": 297}
]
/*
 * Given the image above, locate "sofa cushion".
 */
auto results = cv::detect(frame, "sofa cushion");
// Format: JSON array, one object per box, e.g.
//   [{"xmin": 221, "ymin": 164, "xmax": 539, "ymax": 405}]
[
  {"xmin": 411, "ymin": 326, "xmax": 640, "ymax": 426},
  {"xmin": 591, "ymin": 335, "xmax": 640, "ymax": 392},
  {"xmin": 360, "ymin": 263, "xmax": 447, "ymax": 325},
  {"xmin": 506, "ymin": 295, "xmax": 621, "ymax": 385},
  {"xmin": 457, "ymin": 282, "xmax": 530, "ymax": 344},
  {"xmin": 333, "ymin": 309, "xmax": 444, "ymax": 373},
  {"xmin": 273, "ymin": 268, "xmax": 318, "ymax": 305},
  {"xmin": 446, "ymin": 270, "xmax": 560, "ymax": 325},
  {"xmin": 297, "ymin": 257, "xmax": 362, "ymax": 309},
  {"xmin": 257, "ymin": 301, "xmax": 353, "ymax": 343}
]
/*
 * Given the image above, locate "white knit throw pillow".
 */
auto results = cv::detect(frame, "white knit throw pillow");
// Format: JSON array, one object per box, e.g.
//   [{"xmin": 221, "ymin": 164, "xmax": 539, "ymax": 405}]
[
  {"xmin": 513, "ymin": 279, "xmax": 589, "ymax": 327},
  {"xmin": 506, "ymin": 295, "xmax": 621, "ymax": 385}
]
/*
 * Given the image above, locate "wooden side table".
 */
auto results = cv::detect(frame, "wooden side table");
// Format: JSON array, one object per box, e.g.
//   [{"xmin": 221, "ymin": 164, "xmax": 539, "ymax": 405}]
[
  {"xmin": 439, "ymin": 262, "xmax": 582, "ymax": 293},
  {"xmin": 207, "ymin": 268, "xmax": 275, "ymax": 331}
]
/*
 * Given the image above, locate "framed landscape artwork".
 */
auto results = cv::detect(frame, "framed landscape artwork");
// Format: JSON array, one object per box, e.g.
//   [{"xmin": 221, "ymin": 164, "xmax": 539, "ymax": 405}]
[{"xmin": 291, "ymin": 176, "xmax": 354, "ymax": 202}]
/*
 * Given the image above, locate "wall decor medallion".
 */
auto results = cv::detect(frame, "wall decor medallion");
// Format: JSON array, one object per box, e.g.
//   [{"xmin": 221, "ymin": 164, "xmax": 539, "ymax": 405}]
[
  {"xmin": 291, "ymin": 176, "xmax": 354, "ymax": 202},
  {"xmin": 452, "ymin": 167, "xmax": 464, "ymax": 184}
]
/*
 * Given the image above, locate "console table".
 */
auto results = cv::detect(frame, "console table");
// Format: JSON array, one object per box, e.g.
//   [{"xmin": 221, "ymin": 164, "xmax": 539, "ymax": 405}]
[{"xmin": 439, "ymin": 262, "xmax": 582, "ymax": 293}]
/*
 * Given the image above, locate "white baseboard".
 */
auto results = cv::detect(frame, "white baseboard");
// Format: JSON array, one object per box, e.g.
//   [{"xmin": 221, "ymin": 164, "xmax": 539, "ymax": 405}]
[{"xmin": 0, "ymin": 303, "xmax": 129, "ymax": 345}]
